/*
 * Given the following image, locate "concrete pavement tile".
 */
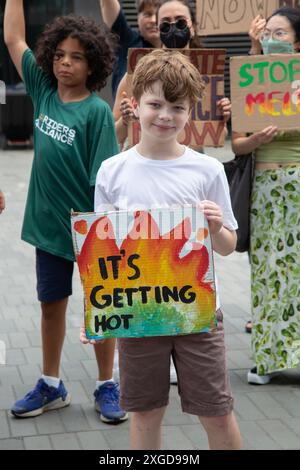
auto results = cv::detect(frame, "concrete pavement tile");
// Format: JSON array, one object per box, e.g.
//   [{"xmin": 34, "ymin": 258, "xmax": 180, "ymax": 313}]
[
  {"xmin": 258, "ymin": 419, "xmax": 300, "ymax": 450},
  {"xmin": 58, "ymin": 404, "xmax": 91, "ymax": 432},
  {"xmin": 8, "ymin": 332, "xmax": 30, "ymax": 349},
  {"xmin": 179, "ymin": 424, "xmax": 208, "ymax": 447},
  {"xmin": 247, "ymin": 391, "xmax": 292, "ymax": 419},
  {"xmin": 50, "ymin": 432, "xmax": 81, "ymax": 450},
  {"xmin": 63, "ymin": 380, "xmax": 90, "ymax": 405},
  {"xmin": 281, "ymin": 417, "xmax": 300, "ymax": 438},
  {"xmin": 238, "ymin": 421, "xmax": 279, "ymax": 450},
  {"xmin": 161, "ymin": 426, "xmax": 196, "ymax": 450},
  {"xmin": 63, "ymin": 343, "xmax": 91, "ymax": 361},
  {"xmin": 9, "ymin": 414, "xmax": 38, "ymax": 437},
  {"xmin": 24, "ymin": 435, "xmax": 52, "ymax": 450},
  {"xmin": 101, "ymin": 427, "xmax": 131, "ymax": 450},
  {"xmin": 0, "ymin": 385, "xmax": 16, "ymax": 410},
  {"xmin": 0, "ymin": 411, "xmax": 10, "ymax": 439},
  {"xmin": 0, "ymin": 366, "xmax": 22, "ymax": 386},
  {"xmin": 270, "ymin": 391, "xmax": 300, "ymax": 418},
  {"xmin": 0, "ymin": 319, "xmax": 18, "ymax": 334},
  {"xmin": 77, "ymin": 431, "xmax": 110, "ymax": 450},
  {"xmin": 36, "ymin": 410, "xmax": 66, "ymax": 435},
  {"xmin": 22, "ymin": 347, "xmax": 42, "ymax": 365},
  {"xmin": 6, "ymin": 349, "xmax": 26, "ymax": 366},
  {"xmin": 0, "ymin": 438, "xmax": 25, "ymax": 450},
  {"xmin": 18, "ymin": 364, "xmax": 42, "ymax": 385},
  {"xmin": 61, "ymin": 361, "xmax": 89, "ymax": 382},
  {"xmin": 234, "ymin": 393, "xmax": 268, "ymax": 421}
]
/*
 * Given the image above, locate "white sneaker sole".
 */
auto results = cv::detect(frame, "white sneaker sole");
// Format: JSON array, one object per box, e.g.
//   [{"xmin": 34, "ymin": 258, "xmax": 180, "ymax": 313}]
[
  {"xmin": 12, "ymin": 393, "xmax": 71, "ymax": 418},
  {"xmin": 95, "ymin": 403, "xmax": 129, "ymax": 423},
  {"xmin": 247, "ymin": 371, "xmax": 271, "ymax": 385}
]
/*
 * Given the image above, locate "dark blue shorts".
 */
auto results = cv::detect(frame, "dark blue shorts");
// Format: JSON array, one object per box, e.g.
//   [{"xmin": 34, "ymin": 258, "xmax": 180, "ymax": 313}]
[{"xmin": 36, "ymin": 248, "xmax": 74, "ymax": 302}]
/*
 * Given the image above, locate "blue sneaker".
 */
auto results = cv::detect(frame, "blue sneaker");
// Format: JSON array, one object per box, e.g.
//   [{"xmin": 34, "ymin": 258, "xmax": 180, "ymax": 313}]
[
  {"xmin": 94, "ymin": 382, "xmax": 128, "ymax": 423},
  {"xmin": 11, "ymin": 378, "xmax": 71, "ymax": 418}
]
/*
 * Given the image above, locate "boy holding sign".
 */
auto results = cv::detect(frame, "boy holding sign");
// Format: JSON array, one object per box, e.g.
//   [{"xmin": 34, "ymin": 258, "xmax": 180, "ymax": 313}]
[{"xmin": 89, "ymin": 49, "xmax": 241, "ymax": 450}]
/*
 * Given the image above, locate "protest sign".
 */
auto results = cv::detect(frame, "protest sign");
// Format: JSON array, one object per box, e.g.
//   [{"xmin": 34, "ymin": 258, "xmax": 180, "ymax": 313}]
[
  {"xmin": 72, "ymin": 208, "xmax": 216, "ymax": 341},
  {"xmin": 127, "ymin": 48, "xmax": 226, "ymax": 148},
  {"xmin": 197, "ymin": 0, "xmax": 278, "ymax": 35},
  {"xmin": 230, "ymin": 53, "xmax": 300, "ymax": 133}
]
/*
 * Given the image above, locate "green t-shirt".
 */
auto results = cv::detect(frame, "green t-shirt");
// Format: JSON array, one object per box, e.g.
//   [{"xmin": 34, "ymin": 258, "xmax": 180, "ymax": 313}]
[{"xmin": 21, "ymin": 49, "xmax": 119, "ymax": 260}]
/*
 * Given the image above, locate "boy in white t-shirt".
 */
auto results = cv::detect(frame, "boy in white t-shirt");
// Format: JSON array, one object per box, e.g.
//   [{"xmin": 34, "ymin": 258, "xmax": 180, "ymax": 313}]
[{"xmin": 93, "ymin": 49, "xmax": 241, "ymax": 450}]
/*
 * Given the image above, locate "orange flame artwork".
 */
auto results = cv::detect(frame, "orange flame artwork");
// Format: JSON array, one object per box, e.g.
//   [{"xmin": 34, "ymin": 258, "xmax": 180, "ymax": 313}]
[{"xmin": 72, "ymin": 208, "xmax": 216, "ymax": 340}]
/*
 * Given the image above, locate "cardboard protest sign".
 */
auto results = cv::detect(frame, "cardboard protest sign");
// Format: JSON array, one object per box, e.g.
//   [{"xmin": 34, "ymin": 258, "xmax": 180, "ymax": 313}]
[
  {"xmin": 127, "ymin": 48, "xmax": 226, "ymax": 148},
  {"xmin": 197, "ymin": 0, "xmax": 278, "ymax": 36},
  {"xmin": 230, "ymin": 54, "xmax": 300, "ymax": 133},
  {"xmin": 280, "ymin": 0, "xmax": 300, "ymax": 8},
  {"xmin": 72, "ymin": 208, "xmax": 216, "ymax": 341}
]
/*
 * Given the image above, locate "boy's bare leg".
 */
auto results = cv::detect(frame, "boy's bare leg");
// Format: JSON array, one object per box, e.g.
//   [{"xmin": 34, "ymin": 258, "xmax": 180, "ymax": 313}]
[
  {"xmin": 93, "ymin": 338, "xmax": 116, "ymax": 381},
  {"xmin": 130, "ymin": 406, "xmax": 167, "ymax": 450},
  {"xmin": 41, "ymin": 298, "xmax": 68, "ymax": 377},
  {"xmin": 199, "ymin": 411, "xmax": 242, "ymax": 450}
]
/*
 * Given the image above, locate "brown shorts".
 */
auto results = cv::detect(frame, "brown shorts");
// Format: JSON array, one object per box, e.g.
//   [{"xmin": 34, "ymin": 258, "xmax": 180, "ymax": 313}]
[{"xmin": 118, "ymin": 310, "xmax": 234, "ymax": 417}]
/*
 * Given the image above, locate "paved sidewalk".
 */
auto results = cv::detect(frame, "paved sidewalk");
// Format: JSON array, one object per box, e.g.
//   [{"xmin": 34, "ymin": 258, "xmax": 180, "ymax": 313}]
[{"xmin": 0, "ymin": 145, "xmax": 300, "ymax": 450}]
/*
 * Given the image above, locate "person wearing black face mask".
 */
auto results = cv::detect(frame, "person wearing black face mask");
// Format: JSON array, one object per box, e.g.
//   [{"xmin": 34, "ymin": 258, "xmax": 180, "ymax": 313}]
[{"xmin": 159, "ymin": 17, "xmax": 191, "ymax": 49}]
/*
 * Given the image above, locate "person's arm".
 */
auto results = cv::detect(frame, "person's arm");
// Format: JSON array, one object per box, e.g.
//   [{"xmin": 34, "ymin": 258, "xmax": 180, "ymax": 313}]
[
  {"xmin": 99, "ymin": 0, "xmax": 121, "ymax": 29},
  {"xmin": 232, "ymin": 127, "xmax": 278, "ymax": 155},
  {"xmin": 0, "ymin": 190, "xmax": 5, "ymax": 214},
  {"xmin": 248, "ymin": 15, "xmax": 266, "ymax": 55},
  {"xmin": 113, "ymin": 74, "xmax": 135, "ymax": 145},
  {"xmin": 4, "ymin": 0, "xmax": 29, "ymax": 80},
  {"xmin": 216, "ymin": 97, "xmax": 231, "ymax": 141}
]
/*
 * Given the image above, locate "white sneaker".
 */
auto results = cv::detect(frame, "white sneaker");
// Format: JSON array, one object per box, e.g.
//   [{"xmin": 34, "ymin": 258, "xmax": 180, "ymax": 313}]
[
  {"xmin": 247, "ymin": 367, "xmax": 271, "ymax": 385},
  {"xmin": 170, "ymin": 359, "xmax": 177, "ymax": 385}
]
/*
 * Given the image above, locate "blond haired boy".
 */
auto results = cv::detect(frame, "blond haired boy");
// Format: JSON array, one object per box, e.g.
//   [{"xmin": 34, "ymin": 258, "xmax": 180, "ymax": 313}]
[{"xmin": 94, "ymin": 49, "xmax": 242, "ymax": 450}]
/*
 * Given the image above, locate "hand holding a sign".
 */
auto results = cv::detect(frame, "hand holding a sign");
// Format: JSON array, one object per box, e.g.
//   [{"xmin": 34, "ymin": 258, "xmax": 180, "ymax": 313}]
[
  {"xmin": 217, "ymin": 98, "xmax": 231, "ymax": 124},
  {"xmin": 252, "ymin": 125, "xmax": 278, "ymax": 146},
  {"xmin": 199, "ymin": 200, "xmax": 223, "ymax": 235},
  {"xmin": 232, "ymin": 126, "xmax": 278, "ymax": 155},
  {"xmin": 80, "ymin": 322, "xmax": 104, "ymax": 345},
  {"xmin": 198, "ymin": 201, "xmax": 236, "ymax": 256},
  {"xmin": 249, "ymin": 15, "xmax": 266, "ymax": 55},
  {"xmin": 0, "ymin": 190, "xmax": 5, "ymax": 214},
  {"xmin": 120, "ymin": 91, "xmax": 135, "ymax": 127}
]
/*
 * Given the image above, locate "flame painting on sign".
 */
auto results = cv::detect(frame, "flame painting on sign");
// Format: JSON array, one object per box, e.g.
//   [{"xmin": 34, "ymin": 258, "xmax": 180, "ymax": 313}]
[{"xmin": 72, "ymin": 208, "xmax": 216, "ymax": 340}]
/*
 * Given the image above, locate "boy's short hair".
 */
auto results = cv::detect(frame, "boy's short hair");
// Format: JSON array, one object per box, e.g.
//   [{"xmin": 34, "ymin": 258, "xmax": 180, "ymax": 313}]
[
  {"xmin": 132, "ymin": 49, "xmax": 205, "ymax": 106},
  {"xmin": 35, "ymin": 15, "xmax": 116, "ymax": 92},
  {"xmin": 136, "ymin": 0, "xmax": 159, "ymax": 14}
]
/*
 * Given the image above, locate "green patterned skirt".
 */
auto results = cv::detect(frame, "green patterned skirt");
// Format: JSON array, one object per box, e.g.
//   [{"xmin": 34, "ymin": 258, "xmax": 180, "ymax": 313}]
[{"xmin": 250, "ymin": 167, "xmax": 300, "ymax": 375}]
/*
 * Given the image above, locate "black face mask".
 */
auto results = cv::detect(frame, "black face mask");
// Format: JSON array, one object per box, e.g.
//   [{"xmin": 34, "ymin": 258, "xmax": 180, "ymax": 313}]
[{"xmin": 159, "ymin": 19, "xmax": 191, "ymax": 49}]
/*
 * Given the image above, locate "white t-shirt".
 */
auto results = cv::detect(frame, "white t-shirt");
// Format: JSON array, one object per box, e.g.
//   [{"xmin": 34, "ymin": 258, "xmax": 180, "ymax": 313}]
[{"xmin": 94, "ymin": 145, "xmax": 238, "ymax": 309}]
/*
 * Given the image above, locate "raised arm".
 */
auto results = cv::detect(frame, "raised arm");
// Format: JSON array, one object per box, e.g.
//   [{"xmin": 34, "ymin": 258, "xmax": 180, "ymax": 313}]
[
  {"xmin": 113, "ymin": 74, "xmax": 135, "ymax": 145},
  {"xmin": 4, "ymin": 0, "xmax": 28, "ymax": 80},
  {"xmin": 99, "ymin": 0, "xmax": 121, "ymax": 29}
]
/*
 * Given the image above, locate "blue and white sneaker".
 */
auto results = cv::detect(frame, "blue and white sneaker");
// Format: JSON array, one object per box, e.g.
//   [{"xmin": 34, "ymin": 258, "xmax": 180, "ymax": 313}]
[
  {"xmin": 11, "ymin": 378, "xmax": 71, "ymax": 418},
  {"xmin": 94, "ymin": 382, "xmax": 128, "ymax": 424}
]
